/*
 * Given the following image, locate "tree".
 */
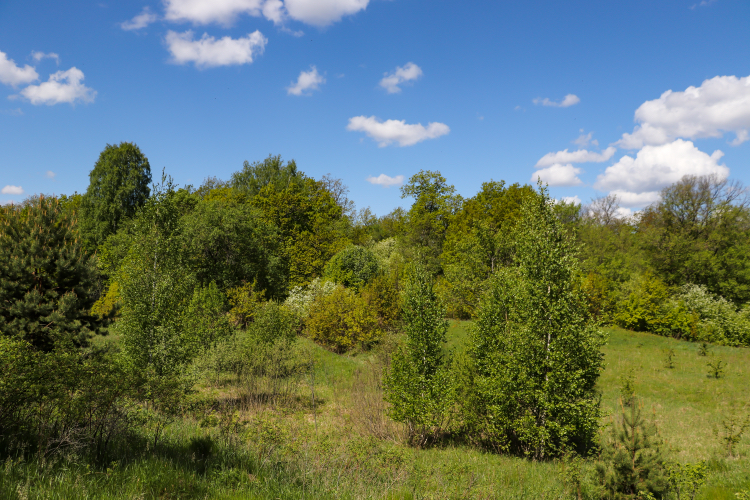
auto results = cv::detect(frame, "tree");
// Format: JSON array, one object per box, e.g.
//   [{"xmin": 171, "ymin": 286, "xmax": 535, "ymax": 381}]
[
  {"xmin": 384, "ymin": 266, "xmax": 454, "ymax": 446},
  {"xmin": 0, "ymin": 196, "xmax": 100, "ymax": 351},
  {"xmin": 639, "ymin": 174, "xmax": 750, "ymax": 303},
  {"xmin": 323, "ymin": 245, "xmax": 380, "ymax": 291},
  {"xmin": 400, "ymin": 170, "xmax": 462, "ymax": 274},
  {"xmin": 230, "ymin": 154, "xmax": 307, "ymax": 197},
  {"xmin": 467, "ymin": 184, "xmax": 605, "ymax": 459},
  {"xmin": 79, "ymin": 142, "xmax": 152, "ymax": 250}
]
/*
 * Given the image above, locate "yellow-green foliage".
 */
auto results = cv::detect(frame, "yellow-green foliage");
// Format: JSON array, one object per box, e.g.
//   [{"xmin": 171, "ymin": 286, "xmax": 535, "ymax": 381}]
[
  {"xmin": 360, "ymin": 271, "xmax": 402, "ymax": 331},
  {"xmin": 582, "ymin": 271, "xmax": 617, "ymax": 323},
  {"xmin": 614, "ymin": 272, "xmax": 697, "ymax": 339},
  {"xmin": 91, "ymin": 281, "xmax": 121, "ymax": 320},
  {"xmin": 305, "ymin": 285, "xmax": 381, "ymax": 352},
  {"xmin": 226, "ymin": 280, "xmax": 266, "ymax": 328}
]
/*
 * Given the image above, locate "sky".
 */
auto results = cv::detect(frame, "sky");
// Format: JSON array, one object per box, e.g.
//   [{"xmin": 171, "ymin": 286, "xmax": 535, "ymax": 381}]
[{"xmin": 1, "ymin": 0, "xmax": 750, "ymax": 216}]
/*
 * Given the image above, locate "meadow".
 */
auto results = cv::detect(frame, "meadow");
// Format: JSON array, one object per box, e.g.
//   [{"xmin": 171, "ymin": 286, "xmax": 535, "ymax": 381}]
[{"xmin": 1, "ymin": 324, "xmax": 748, "ymax": 500}]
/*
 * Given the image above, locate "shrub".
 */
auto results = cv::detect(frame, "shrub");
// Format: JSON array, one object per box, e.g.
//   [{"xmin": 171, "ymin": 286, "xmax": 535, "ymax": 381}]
[
  {"xmin": 323, "ymin": 245, "xmax": 380, "ymax": 291},
  {"xmin": 226, "ymin": 280, "xmax": 266, "ymax": 328},
  {"xmin": 305, "ymin": 285, "xmax": 381, "ymax": 353},
  {"xmin": 675, "ymin": 284, "xmax": 750, "ymax": 346},
  {"xmin": 360, "ymin": 271, "xmax": 403, "ymax": 331},
  {"xmin": 283, "ymin": 277, "xmax": 337, "ymax": 318}
]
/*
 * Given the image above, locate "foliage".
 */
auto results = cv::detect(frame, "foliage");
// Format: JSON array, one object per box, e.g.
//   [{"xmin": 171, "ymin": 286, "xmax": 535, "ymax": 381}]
[
  {"xmin": 639, "ymin": 174, "xmax": 750, "ymax": 304},
  {"xmin": 360, "ymin": 270, "xmax": 403, "ymax": 331},
  {"xmin": 707, "ymin": 359, "xmax": 726, "ymax": 379},
  {"xmin": 384, "ymin": 266, "xmax": 454, "ymax": 446},
  {"xmin": 79, "ymin": 142, "xmax": 152, "ymax": 250},
  {"xmin": 323, "ymin": 244, "xmax": 380, "ymax": 291},
  {"xmin": 179, "ymin": 196, "xmax": 285, "ymax": 297},
  {"xmin": 400, "ymin": 170, "xmax": 462, "ymax": 274},
  {"xmin": 181, "ymin": 281, "xmax": 233, "ymax": 359},
  {"xmin": 0, "ymin": 195, "xmax": 100, "ymax": 351},
  {"xmin": 304, "ymin": 285, "xmax": 381, "ymax": 353},
  {"xmin": 595, "ymin": 399, "xmax": 668, "ymax": 499},
  {"xmin": 226, "ymin": 279, "xmax": 266, "ymax": 328},
  {"xmin": 716, "ymin": 411, "xmax": 748, "ymax": 457},
  {"xmin": 467, "ymin": 185, "xmax": 605, "ymax": 458},
  {"xmin": 230, "ymin": 154, "xmax": 307, "ymax": 197},
  {"xmin": 675, "ymin": 284, "xmax": 750, "ymax": 346},
  {"xmin": 283, "ymin": 277, "xmax": 337, "ymax": 318},
  {"xmin": 665, "ymin": 461, "xmax": 708, "ymax": 500}
]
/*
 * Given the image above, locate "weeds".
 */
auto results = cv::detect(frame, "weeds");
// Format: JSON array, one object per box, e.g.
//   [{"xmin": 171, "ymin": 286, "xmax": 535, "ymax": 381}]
[
  {"xmin": 663, "ymin": 348, "xmax": 676, "ymax": 369},
  {"xmin": 707, "ymin": 359, "xmax": 727, "ymax": 379}
]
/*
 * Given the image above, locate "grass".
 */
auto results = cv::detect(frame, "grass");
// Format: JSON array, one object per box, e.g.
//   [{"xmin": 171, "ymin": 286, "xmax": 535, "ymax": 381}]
[{"xmin": 2, "ymin": 324, "xmax": 749, "ymax": 499}]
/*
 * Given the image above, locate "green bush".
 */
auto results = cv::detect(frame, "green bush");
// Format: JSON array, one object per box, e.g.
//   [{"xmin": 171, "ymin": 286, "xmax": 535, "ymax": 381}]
[
  {"xmin": 305, "ymin": 285, "xmax": 381, "ymax": 353},
  {"xmin": 323, "ymin": 245, "xmax": 380, "ymax": 291},
  {"xmin": 675, "ymin": 284, "xmax": 750, "ymax": 346}
]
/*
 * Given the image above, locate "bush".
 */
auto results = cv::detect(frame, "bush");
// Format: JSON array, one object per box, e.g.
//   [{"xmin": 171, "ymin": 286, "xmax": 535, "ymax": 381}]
[
  {"xmin": 305, "ymin": 285, "xmax": 381, "ymax": 353},
  {"xmin": 284, "ymin": 277, "xmax": 337, "ymax": 318},
  {"xmin": 323, "ymin": 245, "xmax": 380, "ymax": 291},
  {"xmin": 226, "ymin": 280, "xmax": 266, "ymax": 328},
  {"xmin": 675, "ymin": 284, "xmax": 750, "ymax": 346}
]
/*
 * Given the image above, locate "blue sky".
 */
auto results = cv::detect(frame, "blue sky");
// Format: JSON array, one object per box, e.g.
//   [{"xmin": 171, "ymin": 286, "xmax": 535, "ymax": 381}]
[{"xmin": 1, "ymin": 0, "xmax": 749, "ymax": 216}]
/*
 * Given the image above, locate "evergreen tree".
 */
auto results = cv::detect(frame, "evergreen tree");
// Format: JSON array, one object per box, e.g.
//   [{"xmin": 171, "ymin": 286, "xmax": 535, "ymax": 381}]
[
  {"xmin": 468, "ymin": 183, "xmax": 605, "ymax": 458},
  {"xmin": 384, "ymin": 265, "xmax": 454, "ymax": 446},
  {"xmin": 0, "ymin": 196, "xmax": 100, "ymax": 351},
  {"xmin": 80, "ymin": 142, "xmax": 152, "ymax": 250}
]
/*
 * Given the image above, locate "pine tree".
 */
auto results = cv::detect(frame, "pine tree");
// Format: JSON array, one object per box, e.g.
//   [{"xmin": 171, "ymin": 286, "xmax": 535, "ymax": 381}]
[
  {"xmin": 468, "ymin": 183, "xmax": 605, "ymax": 458},
  {"xmin": 0, "ymin": 196, "xmax": 100, "ymax": 351},
  {"xmin": 384, "ymin": 265, "xmax": 454, "ymax": 446}
]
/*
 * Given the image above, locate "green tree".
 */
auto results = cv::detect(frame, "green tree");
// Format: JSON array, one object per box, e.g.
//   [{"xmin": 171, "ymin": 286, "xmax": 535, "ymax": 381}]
[
  {"xmin": 639, "ymin": 174, "xmax": 750, "ymax": 303},
  {"xmin": 230, "ymin": 154, "xmax": 307, "ymax": 197},
  {"xmin": 0, "ymin": 196, "xmax": 100, "ymax": 351},
  {"xmin": 400, "ymin": 170, "xmax": 462, "ymax": 274},
  {"xmin": 79, "ymin": 142, "xmax": 152, "ymax": 250},
  {"xmin": 323, "ymin": 244, "xmax": 380, "ymax": 291},
  {"xmin": 179, "ymin": 197, "xmax": 286, "ymax": 297},
  {"xmin": 468, "ymin": 184, "xmax": 605, "ymax": 458},
  {"xmin": 384, "ymin": 266, "xmax": 454, "ymax": 446}
]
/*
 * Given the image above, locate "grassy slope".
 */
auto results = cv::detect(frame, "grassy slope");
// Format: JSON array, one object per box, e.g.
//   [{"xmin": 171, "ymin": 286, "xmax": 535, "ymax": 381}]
[{"xmin": 2, "ymin": 325, "xmax": 749, "ymax": 499}]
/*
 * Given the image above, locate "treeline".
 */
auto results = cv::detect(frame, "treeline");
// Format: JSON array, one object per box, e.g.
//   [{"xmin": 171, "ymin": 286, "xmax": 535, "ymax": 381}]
[{"xmin": 2, "ymin": 141, "xmax": 749, "ymax": 492}]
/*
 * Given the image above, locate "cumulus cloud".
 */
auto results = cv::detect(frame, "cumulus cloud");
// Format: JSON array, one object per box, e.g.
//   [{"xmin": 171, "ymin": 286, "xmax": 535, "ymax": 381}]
[
  {"xmin": 17, "ymin": 68, "xmax": 96, "ymax": 105},
  {"xmin": 533, "ymin": 94, "xmax": 580, "ymax": 108},
  {"xmin": 163, "ymin": 0, "xmax": 369, "ymax": 27},
  {"xmin": 379, "ymin": 62, "xmax": 423, "ymax": 94},
  {"xmin": 0, "ymin": 50, "xmax": 38, "ymax": 87},
  {"xmin": 287, "ymin": 65, "xmax": 325, "ymax": 95},
  {"xmin": 31, "ymin": 51, "xmax": 60, "ymax": 64},
  {"xmin": 347, "ymin": 116, "xmax": 450, "ymax": 147},
  {"xmin": 573, "ymin": 130, "xmax": 598, "ymax": 147},
  {"xmin": 46, "ymin": 170, "xmax": 55, "ymax": 179},
  {"xmin": 616, "ymin": 74, "xmax": 750, "ymax": 149},
  {"xmin": 121, "ymin": 7, "xmax": 159, "ymax": 30},
  {"xmin": 165, "ymin": 30, "xmax": 267, "ymax": 68},
  {"xmin": 366, "ymin": 174, "xmax": 404, "ymax": 187},
  {"xmin": 594, "ymin": 139, "xmax": 729, "ymax": 206},
  {"xmin": 535, "ymin": 146, "xmax": 616, "ymax": 168},
  {"xmin": 530, "ymin": 164, "xmax": 583, "ymax": 187},
  {"xmin": 1, "ymin": 185, "xmax": 24, "ymax": 195}
]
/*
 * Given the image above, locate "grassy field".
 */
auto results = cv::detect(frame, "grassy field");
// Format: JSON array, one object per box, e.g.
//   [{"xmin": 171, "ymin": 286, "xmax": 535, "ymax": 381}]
[{"xmin": 1, "ymin": 324, "xmax": 749, "ymax": 499}]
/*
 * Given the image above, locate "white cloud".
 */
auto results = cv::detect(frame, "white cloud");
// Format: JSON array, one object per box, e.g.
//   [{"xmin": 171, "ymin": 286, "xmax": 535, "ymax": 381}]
[
  {"xmin": 164, "ymin": 0, "xmax": 265, "ymax": 25},
  {"xmin": 31, "ymin": 51, "xmax": 60, "ymax": 64},
  {"xmin": 121, "ymin": 7, "xmax": 159, "ymax": 30},
  {"xmin": 0, "ymin": 50, "xmax": 38, "ymax": 87},
  {"xmin": 347, "ymin": 116, "xmax": 450, "ymax": 147},
  {"xmin": 46, "ymin": 170, "xmax": 55, "ymax": 179},
  {"xmin": 616, "ymin": 74, "xmax": 750, "ymax": 149},
  {"xmin": 594, "ymin": 139, "xmax": 729, "ymax": 206},
  {"xmin": 1, "ymin": 185, "xmax": 23, "ymax": 195},
  {"xmin": 366, "ymin": 174, "xmax": 404, "ymax": 187},
  {"xmin": 730, "ymin": 129, "xmax": 748, "ymax": 146},
  {"xmin": 284, "ymin": 0, "xmax": 368, "ymax": 27},
  {"xmin": 573, "ymin": 130, "xmax": 598, "ymax": 147},
  {"xmin": 17, "ymin": 67, "xmax": 96, "ymax": 105},
  {"xmin": 535, "ymin": 146, "xmax": 616, "ymax": 168},
  {"xmin": 533, "ymin": 94, "xmax": 580, "ymax": 108},
  {"xmin": 165, "ymin": 30, "xmax": 267, "ymax": 68},
  {"xmin": 0, "ymin": 108, "xmax": 23, "ymax": 116},
  {"xmin": 530, "ymin": 164, "xmax": 583, "ymax": 187},
  {"xmin": 163, "ymin": 0, "xmax": 368, "ymax": 27},
  {"xmin": 562, "ymin": 195, "xmax": 582, "ymax": 205},
  {"xmin": 287, "ymin": 65, "xmax": 325, "ymax": 95},
  {"xmin": 379, "ymin": 62, "xmax": 423, "ymax": 94}
]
